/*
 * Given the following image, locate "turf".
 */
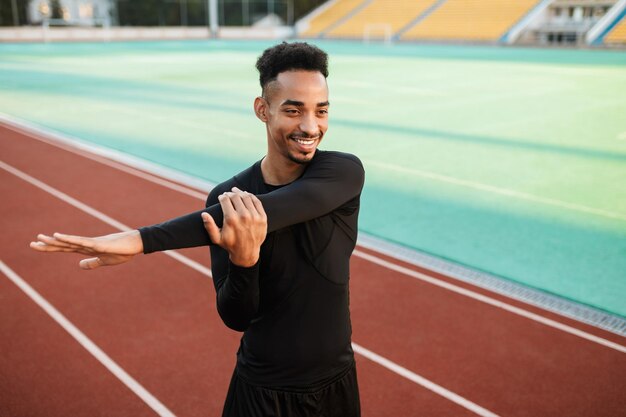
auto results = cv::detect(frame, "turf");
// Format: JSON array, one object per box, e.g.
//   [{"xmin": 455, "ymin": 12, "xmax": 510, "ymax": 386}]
[{"xmin": 1, "ymin": 40, "xmax": 625, "ymax": 317}]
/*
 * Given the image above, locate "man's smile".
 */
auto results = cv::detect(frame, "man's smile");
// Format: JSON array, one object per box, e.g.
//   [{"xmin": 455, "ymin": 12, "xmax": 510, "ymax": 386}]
[{"xmin": 290, "ymin": 134, "xmax": 320, "ymax": 151}]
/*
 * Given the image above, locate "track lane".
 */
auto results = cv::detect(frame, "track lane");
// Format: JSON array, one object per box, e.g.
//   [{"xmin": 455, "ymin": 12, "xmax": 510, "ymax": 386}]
[
  {"xmin": 0, "ymin": 158, "xmax": 480, "ymax": 417},
  {"xmin": 1, "ymin": 126, "xmax": 472, "ymax": 415},
  {"xmin": 2, "ymin": 123, "xmax": 626, "ymax": 416},
  {"xmin": 349, "ymin": 250, "xmax": 626, "ymax": 416},
  {"xmin": 0, "ymin": 262, "xmax": 159, "ymax": 417},
  {"xmin": 1, "ymin": 167, "xmax": 241, "ymax": 416},
  {"xmin": 6, "ymin": 122, "xmax": 623, "ymax": 345},
  {"xmin": 354, "ymin": 246, "xmax": 626, "ymax": 347}
]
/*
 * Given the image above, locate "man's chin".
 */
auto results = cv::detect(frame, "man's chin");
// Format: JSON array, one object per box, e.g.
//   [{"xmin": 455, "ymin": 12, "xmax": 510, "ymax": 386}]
[{"xmin": 288, "ymin": 150, "xmax": 316, "ymax": 165}]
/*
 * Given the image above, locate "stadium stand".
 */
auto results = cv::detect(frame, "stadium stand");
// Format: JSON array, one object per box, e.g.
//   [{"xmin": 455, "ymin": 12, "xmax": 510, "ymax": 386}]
[
  {"xmin": 300, "ymin": 0, "xmax": 368, "ymax": 37},
  {"xmin": 604, "ymin": 15, "xmax": 626, "ymax": 43},
  {"xmin": 296, "ymin": 0, "xmax": 625, "ymax": 47},
  {"xmin": 400, "ymin": 0, "xmax": 540, "ymax": 41},
  {"xmin": 529, "ymin": 0, "xmax": 618, "ymax": 45},
  {"xmin": 324, "ymin": 0, "xmax": 439, "ymax": 39}
]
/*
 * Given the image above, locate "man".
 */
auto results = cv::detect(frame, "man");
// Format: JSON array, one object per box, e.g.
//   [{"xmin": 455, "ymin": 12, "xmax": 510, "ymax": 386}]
[{"xmin": 32, "ymin": 42, "xmax": 364, "ymax": 416}]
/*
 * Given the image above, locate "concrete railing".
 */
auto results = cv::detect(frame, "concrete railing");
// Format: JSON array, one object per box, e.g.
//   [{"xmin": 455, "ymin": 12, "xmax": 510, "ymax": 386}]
[
  {"xmin": 585, "ymin": 0, "xmax": 626, "ymax": 44},
  {"xmin": 0, "ymin": 26, "xmax": 295, "ymax": 43}
]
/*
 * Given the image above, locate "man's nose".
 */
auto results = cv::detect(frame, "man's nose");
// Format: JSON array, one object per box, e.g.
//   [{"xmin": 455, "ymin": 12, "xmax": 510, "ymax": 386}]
[{"xmin": 299, "ymin": 113, "xmax": 318, "ymax": 137}]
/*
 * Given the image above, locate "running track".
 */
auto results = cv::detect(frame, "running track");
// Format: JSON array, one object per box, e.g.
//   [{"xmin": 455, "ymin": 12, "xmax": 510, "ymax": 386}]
[{"xmin": 1, "ymin": 122, "xmax": 625, "ymax": 417}]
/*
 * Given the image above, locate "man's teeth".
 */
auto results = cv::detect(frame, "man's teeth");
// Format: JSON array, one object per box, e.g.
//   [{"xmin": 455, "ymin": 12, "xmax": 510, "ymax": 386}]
[{"xmin": 295, "ymin": 138, "xmax": 315, "ymax": 145}]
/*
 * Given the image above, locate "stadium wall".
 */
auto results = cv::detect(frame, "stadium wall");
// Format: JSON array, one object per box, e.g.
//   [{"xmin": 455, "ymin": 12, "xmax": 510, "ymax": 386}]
[{"xmin": 0, "ymin": 26, "xmax": 295, "ymax": 42}]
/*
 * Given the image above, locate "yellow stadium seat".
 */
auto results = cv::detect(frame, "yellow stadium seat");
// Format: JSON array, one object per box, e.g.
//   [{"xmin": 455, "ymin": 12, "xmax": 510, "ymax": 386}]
[
  {"xmin": 604, "ymin": 16, "xmax": 626, "ymax": 44},
  {"xmin": 300, "ymin": 0, "xmax": 368, "ymax": 37},
  {"xmin": 401, "ymin": 0, "xmax": 540, "ymax": 41},
  {"xmin": 326, "ymin": 0, "xmax": 439, "ymax": 39}
]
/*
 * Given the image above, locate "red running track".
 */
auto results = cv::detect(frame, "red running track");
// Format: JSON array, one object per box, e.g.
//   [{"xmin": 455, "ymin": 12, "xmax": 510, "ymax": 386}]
[{"xmin": 1, "ymin": 122, "xmax": 625, "ymax": 417}]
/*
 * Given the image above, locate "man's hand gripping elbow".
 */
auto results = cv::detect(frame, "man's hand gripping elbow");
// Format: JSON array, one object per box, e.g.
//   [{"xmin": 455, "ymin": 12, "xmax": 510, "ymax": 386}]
[{"xmin": 202, "ymin": 187, "xmax": 267, "ymax": 267}]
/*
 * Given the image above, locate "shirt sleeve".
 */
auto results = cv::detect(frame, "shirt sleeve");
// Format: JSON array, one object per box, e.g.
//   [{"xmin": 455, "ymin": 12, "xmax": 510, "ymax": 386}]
[
  {"xmin": 138, "ymin": 152, "xmax": 365, "ymax": 254},
  {"xmin": 212, "ymin": 247, "xmax": 260, "ymax": 332}
]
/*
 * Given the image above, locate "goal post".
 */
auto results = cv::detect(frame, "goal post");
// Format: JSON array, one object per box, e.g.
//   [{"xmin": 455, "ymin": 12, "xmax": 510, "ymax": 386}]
[
  {"xmin": 363, "ymin": 23, "xmax": 393, "ymax": 45},
  {"xmin": 207, "ymin": 0, "xmax": 218, "ymax": 37},
  {"xmin": 40, "ymin": 17, "xmax": 111, "ymax": 43}
]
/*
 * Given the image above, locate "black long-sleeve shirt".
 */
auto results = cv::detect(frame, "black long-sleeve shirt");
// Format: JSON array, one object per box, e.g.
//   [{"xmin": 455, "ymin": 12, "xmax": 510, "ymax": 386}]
[{"xmin": 139, "ymin": 150, "xmax": 365, "ymax": 388}]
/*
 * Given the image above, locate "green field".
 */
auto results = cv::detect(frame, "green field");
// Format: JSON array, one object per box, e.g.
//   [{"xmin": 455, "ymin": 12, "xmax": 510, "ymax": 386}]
[{"xmin": 1, "ymin": 40, "xmax": 625, "ymax": 317}]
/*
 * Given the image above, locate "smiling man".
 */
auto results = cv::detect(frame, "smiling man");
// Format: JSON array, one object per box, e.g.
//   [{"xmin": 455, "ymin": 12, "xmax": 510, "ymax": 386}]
[{"xmin": 31, "ymin": 42, "xmax": 365, "ymax": 416}]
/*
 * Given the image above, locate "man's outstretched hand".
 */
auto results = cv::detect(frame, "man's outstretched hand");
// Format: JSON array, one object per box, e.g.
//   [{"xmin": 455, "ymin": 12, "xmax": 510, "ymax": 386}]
[
  {"xmin": 202, "ymin": 187, "xmax": 267, "ymax": 267},
  {"xmin": 30, "ymin": 230, "xmax": 144, "ymax": 270},
  {"xmin": 30, "ymin": 188, "xmax": 266, "ymax": 270}
]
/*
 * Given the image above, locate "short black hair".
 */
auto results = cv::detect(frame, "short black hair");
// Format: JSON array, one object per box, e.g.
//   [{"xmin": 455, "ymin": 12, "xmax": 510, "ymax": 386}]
[{"xmin": 255, "ymin": 42, "xmax": 328, "ymax": 94}]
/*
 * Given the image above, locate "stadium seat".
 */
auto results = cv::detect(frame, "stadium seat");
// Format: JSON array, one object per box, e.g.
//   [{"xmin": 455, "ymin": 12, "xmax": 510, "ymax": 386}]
[
  {"xmin": 325, "ymin": 0, "xmax": 439, "ymax": 39},
  {"xmin": 401, "ymin": 0, "xmax": 540, "ymax": 41},
  {"xmin": 300, "ymin": 0, "xmax": 368, "ymax": 37},
  {"xmin": 604, "ymin": 16, "xmax": 626, "ymax": 44}
]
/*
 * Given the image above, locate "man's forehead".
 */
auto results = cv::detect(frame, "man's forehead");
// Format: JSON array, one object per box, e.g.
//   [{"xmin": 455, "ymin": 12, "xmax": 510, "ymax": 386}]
[
  {"xmin": 265, "ymin": 70, "xmax": 328, "ymax": 101},
  {"xmin": 276, "ymin": 69, "xmax": 326, "ymax": 82}
]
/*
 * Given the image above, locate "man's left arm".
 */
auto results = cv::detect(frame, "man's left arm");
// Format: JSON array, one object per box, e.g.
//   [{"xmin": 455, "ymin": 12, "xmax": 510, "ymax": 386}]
[
  {"xmin": 203, "ymin": 190, "xmax": 266, "ymax": 331},
  {"xmin": 31, "ymin": 153, "xmax": 362, "ymax": 265},
  {"xmin": 140, "ymin": 152, "xmax": 364, "ymax": 253}
]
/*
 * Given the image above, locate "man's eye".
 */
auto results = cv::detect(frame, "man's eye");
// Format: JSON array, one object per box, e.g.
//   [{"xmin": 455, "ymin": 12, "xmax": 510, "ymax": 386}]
[
  {"xmin": 285, "ymin": 109, "xmax": 298, "ymax": 114},
  {"xmin": 318, "ymin": 109, "xmax": 329, "ymax": 115}
]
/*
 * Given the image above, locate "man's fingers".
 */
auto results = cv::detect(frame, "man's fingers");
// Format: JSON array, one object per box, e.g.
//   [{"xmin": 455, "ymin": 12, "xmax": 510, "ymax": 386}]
[
  {"xmin": 219, "ymin": 194, "xmax": 236, "ymax": 218},
  {"xmin": 242, "ymin": 194, "xmax": 264, "ymax": 218},
  {"xmin": 30, "ymin": 241, "xmax": 78, "ymax": 253},
  {"xmin": 53, "ymin": 233, "xmax": 95, "ymax": 249},
  {"xmin": 36, "ymin": 234, "xmax": 82, "ymax": 249},
  {"xmin": 229, "ymin": 188, "xmax": 262, "ymax": 217},
  {"xmin": 79, "ymin": 257, "xmax": 102, "ymax": 270},
  {"xmin": 250, "ymin": 195, "xmax": 267, "ymax": 220},
  {"xmin": 202, "ymin": 212, "xmax": 221, "ymax": 245},
  {"xmin": 30, "ymin": 241, "xmax": 107, "ymax": 256},
  {"xmin": 228, "ymin": 193, "xmax": 249, "ymax": 214}
]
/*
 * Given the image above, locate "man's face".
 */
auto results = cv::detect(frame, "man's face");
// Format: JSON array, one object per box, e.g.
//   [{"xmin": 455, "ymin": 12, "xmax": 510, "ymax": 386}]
[{"xmin": 259, "ymin": 70, "xmax": 329, "ymax": 165}]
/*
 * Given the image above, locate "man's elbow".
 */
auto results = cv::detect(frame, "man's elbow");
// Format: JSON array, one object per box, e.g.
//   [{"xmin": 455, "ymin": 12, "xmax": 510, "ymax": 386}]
[
  {"xmin": 222, "ymin": 317, "xmax": 251, "ymax": 332},
  {"xmin": 217, "ymin": 305, "xmax": 253, "ymax": 332}
]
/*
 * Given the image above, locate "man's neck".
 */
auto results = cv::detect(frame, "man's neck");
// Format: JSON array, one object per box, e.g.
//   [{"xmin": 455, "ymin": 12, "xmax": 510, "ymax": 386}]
[{"xmin": 260, "ymin": 154, "xmax": 307, "ymax": 186}]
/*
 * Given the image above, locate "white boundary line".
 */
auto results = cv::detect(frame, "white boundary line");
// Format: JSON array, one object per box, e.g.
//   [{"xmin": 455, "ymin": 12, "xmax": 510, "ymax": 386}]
[
  {"xmin": 0, "ymin": 114, "xmax": 214, "ymax": 198},
  {"xmin": 354, "ymin": 250, "xmax": 626, "ymax": 354},
  {"xmin": 367, "ymin": 160, "xmax": 626, "ymax": 222},
  {"xmin": 356, "ymin": 234, "xmax": 626, "ymax": 337},
  {"xmin": 351, "ymin": 343, "xmax": 499, "ymax": 417},
  {"xmin": 2, "ymin": 119, "xmax": 625, "ymax": 348},
  {"xmin": 0, "ymin": 160, "xmax": 211, "ymax": 278},
  {"xmin": 0, "ymin": 261, "xmax": 177, "ymax": 417},
  {"xmin": 15, "ymin": 116, "xmax": 623, "ymax": 224},
  {"xmin": 1, "ymin": 160, "xmax": 500, "ymax": 416}
]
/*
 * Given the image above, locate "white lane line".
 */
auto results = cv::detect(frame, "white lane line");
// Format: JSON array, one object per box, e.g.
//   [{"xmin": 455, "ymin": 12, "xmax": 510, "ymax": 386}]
[
  {"xmin": 4, "ymin": 122, "xmax": 625, "ymax": 349},
  {"xmin": 354, "ymin": 249, "xmax": 626, "ymax": 354},
  {"xmin": 0, "ymin": 261, "xmax": 177, "ymax": 417},
  {"xmin": 0, "ymin": 160, "xmax": 211, "ymax": 278},
  {"xmin": 1, "ymin": 160, "xmax": 498, "ymax": 415},
  {"xmin": 366, "ymin": 160, "xmax": 626, "ymax": 222},
  {"xmin": 0, "ymin": 118, "xmax": 209, "ymax": 200},
  {"xmin": 4, "ymin": 115, "xmax": 625, "ymax": 223},
  {"xmin": 74, "ymin": 156, "xmax": 208, "ymax": 201},
  {"xmin": 8, "ymin": 116, "xmax": 623, "ymax": 227},
  {"xmin": 334, "ymin": 80, "xmax": 447, "ymax": 97},
  {"xmin": 351, "ymin": 343, "xmax": 500, "ymax": 417}
]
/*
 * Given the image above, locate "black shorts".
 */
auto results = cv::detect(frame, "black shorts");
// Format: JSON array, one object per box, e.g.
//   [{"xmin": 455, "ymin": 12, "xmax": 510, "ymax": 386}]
[{"xmin": 222, "ymin": 363, "xmax": 361, "ymax": 417}]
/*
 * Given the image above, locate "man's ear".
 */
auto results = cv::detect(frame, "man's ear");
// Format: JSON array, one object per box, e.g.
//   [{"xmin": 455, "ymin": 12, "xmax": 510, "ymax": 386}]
[{"xmin": 254, "ymin": 96, "xmax": 268, "ymax": 122}]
